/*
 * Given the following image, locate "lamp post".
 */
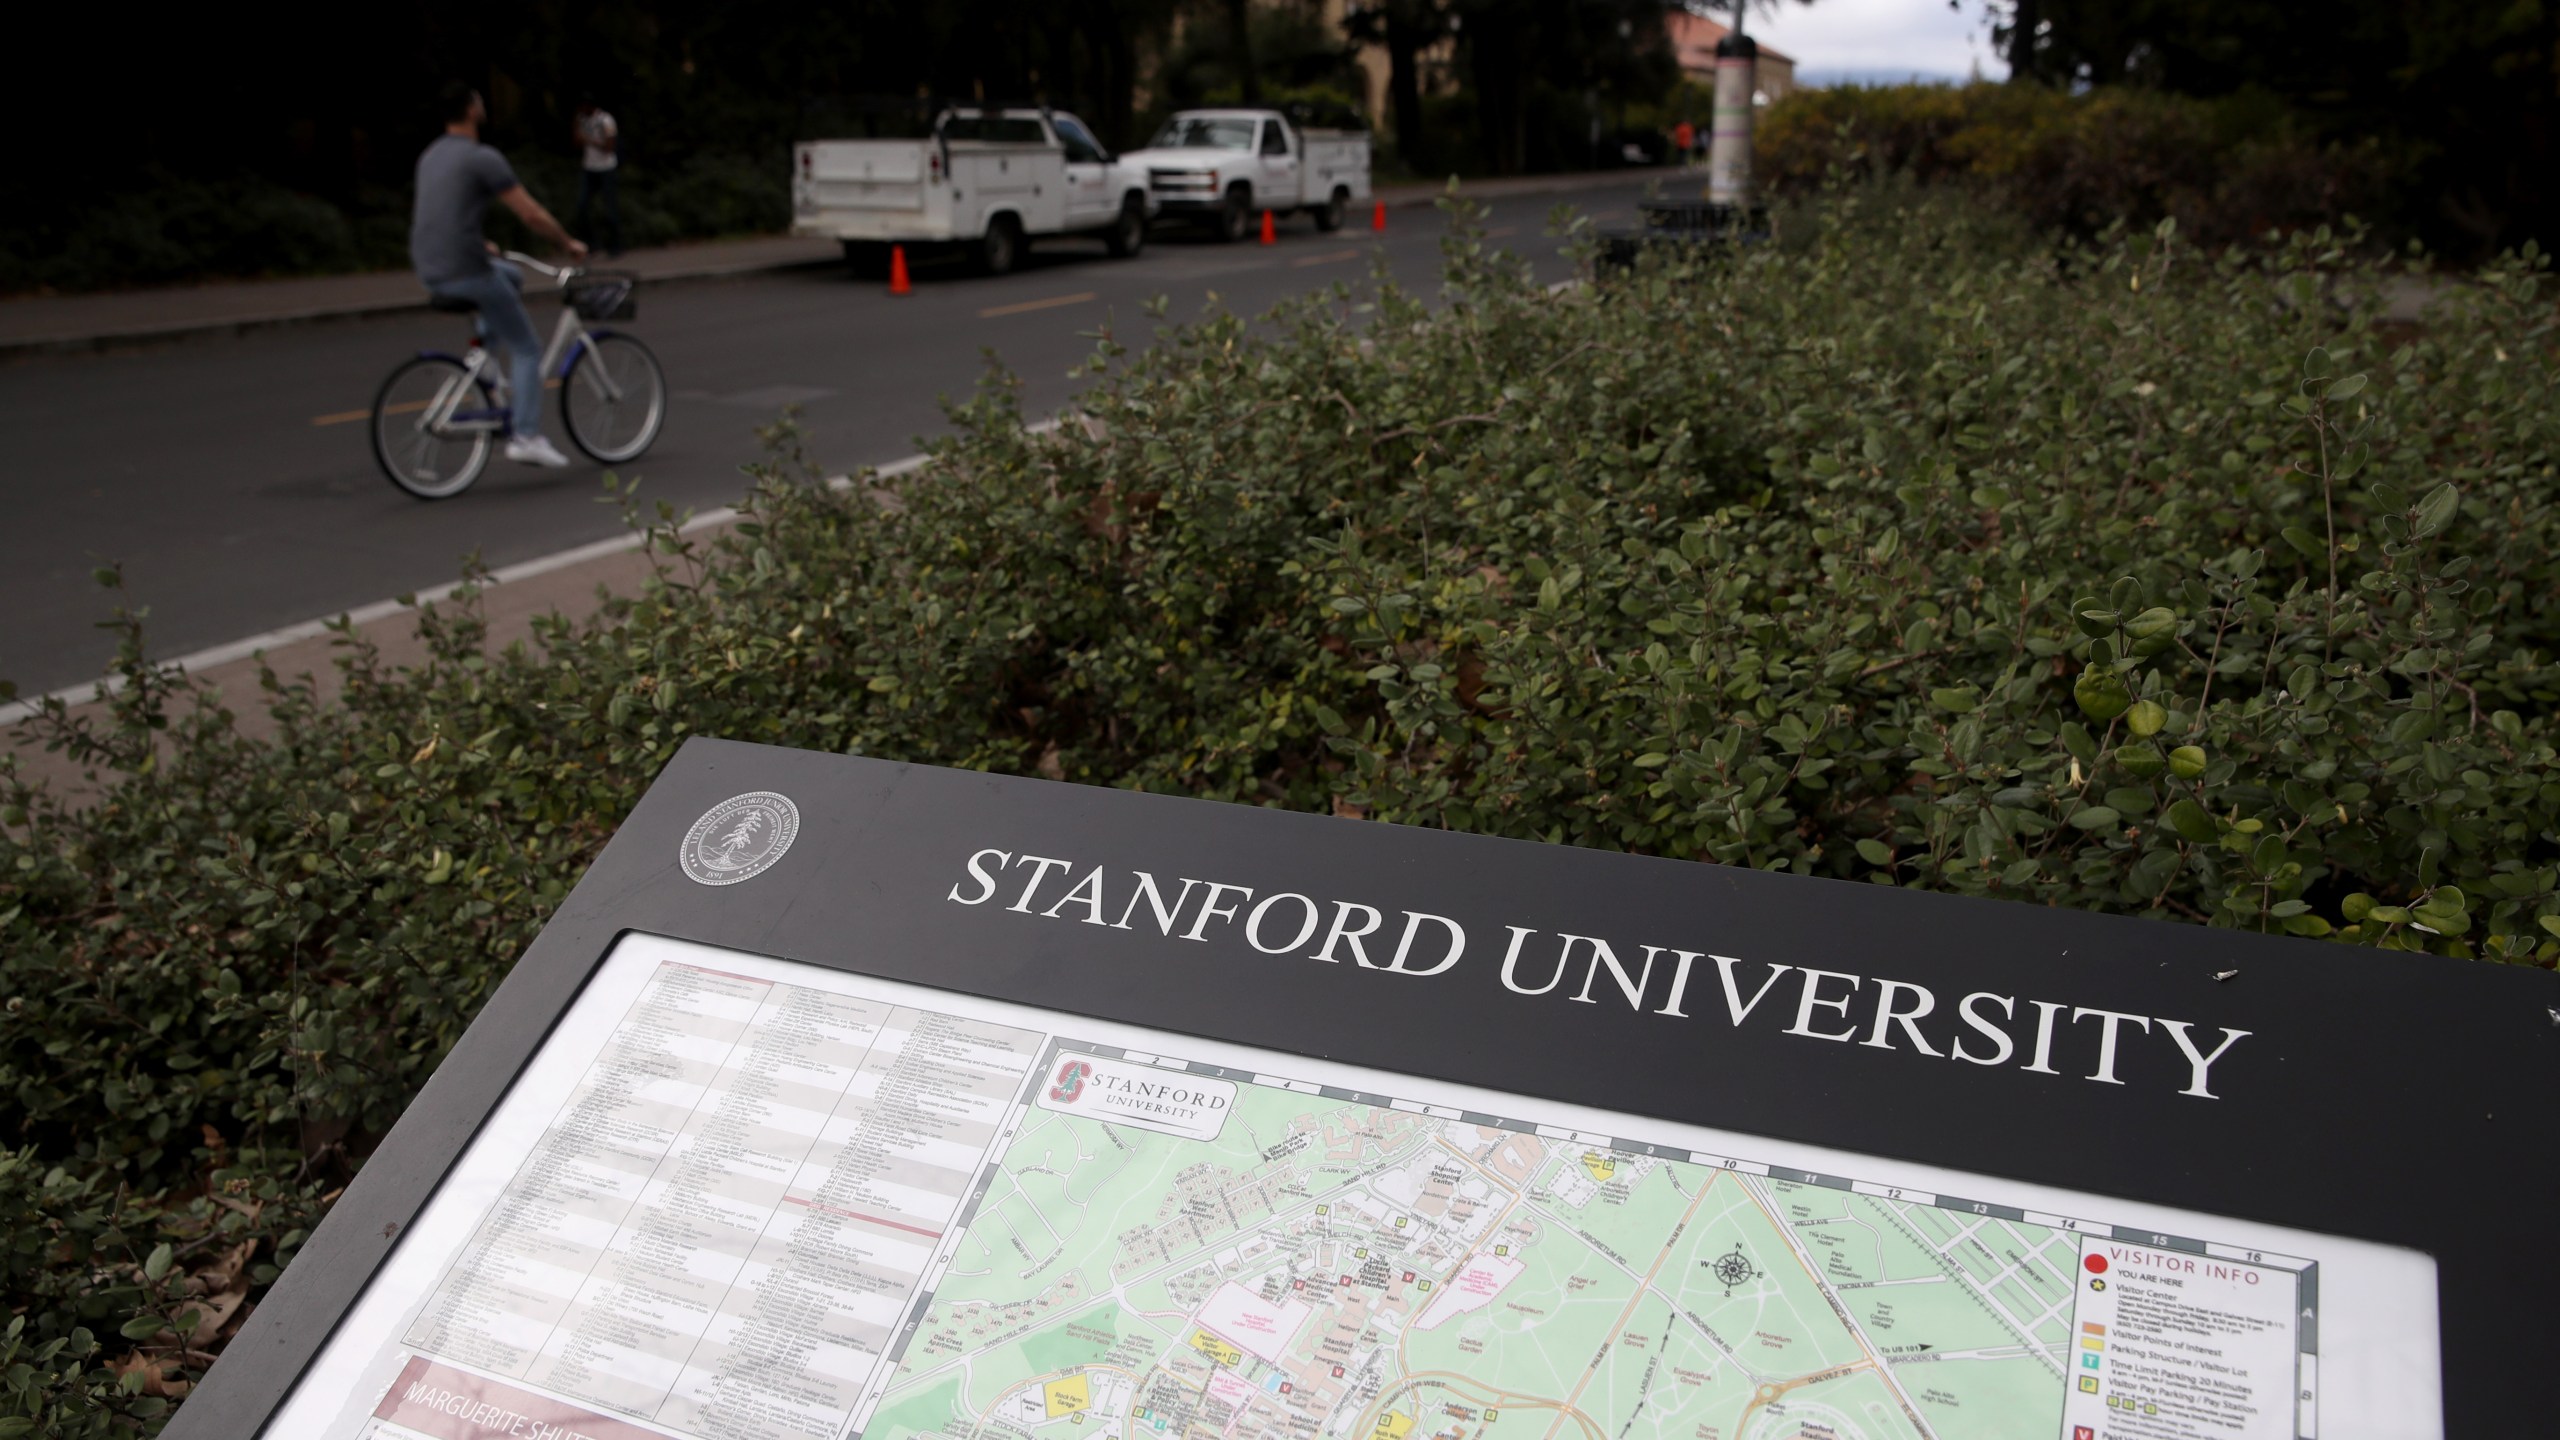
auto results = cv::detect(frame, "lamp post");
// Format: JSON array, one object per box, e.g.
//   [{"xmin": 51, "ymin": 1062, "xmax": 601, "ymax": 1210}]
[{"xmin": 1706, "ymin": 0, "xmax": 1757, "ymax": 210}]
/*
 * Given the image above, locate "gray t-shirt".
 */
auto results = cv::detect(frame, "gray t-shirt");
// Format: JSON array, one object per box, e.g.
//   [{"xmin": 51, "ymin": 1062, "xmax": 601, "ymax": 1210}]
[{"xmin": 410, "ymin": 134, "xmax": 520, "ymax": 287}]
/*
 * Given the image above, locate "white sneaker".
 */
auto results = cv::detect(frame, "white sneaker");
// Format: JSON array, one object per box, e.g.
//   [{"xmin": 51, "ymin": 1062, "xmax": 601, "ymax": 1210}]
[{"xmin": 504, "ymin": 434, "xmax": 573, "ymax": 468}]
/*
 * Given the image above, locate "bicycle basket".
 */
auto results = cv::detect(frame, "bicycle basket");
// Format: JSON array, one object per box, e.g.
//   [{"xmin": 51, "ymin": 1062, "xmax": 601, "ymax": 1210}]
[{"xmin": 566, "ymin": 271, "xmax": 638, "ymax": 321}]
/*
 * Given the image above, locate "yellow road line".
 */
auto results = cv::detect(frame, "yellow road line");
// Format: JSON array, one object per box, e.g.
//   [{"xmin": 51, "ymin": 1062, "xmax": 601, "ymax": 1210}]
[
  {"xmin": 977, "ymin": 291, "xmax": 1097, "ymax": 319},
  {"xmin": 312, "ymin": 377, "xmax": 560, "ymax": 426},
  {"xmin": 1291, "ymin": 248, "xmax": 1365, "ymax": 268}
]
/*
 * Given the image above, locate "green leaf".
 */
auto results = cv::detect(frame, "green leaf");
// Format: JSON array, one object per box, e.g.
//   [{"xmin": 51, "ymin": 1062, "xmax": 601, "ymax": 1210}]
[
  {"xmin": 2060, "ymin": 722, "xmax": 2098, "ymax": 764},
  {"xmin": 2538, "ymin": 916, "xmax": 2560, "ymax": 940},
  {"xmin": 1855, "ymin": 839, "xmax": 1894, "ymax": 866},
  {"xmin": 2122, "ymin": 607, "xmax": 2177, "ymax": 640},
  {"xmin": 2165, "ymin": 800, "xmax": 2217, "ymax": 843},
  {"xmin": 2341, "ymin": 893, "xmax": 2377, "ymax": 922},
  {"xmin": 2072, "ymin": 665, "xmax": 2132, "ymax": 723},
  {"xmin": 2281, "ymin": 525, "xmax": 2323, "ymax": 558},
  {"xmin": 120, "ymin": 1314, "xmax": 166, "ymax": 1341},
  {"xmin": 2068, "ymin": 806, "xmax": 2121, "ymax": 831},
  {"xmin": 2125, "ymin": 699, "xmax": 2166, "ymax": 738},
  {"xmin": 2324, "ymin": 373, "xmax": 2367, "ymax": 401},
  {"xmin": 2168, "ymin": 745, "xmax": 2207, "ymax": 779},
  {"xmin": 1929, "ymin": 686, "xmax": 1979, "ymax": 714},
  {"xmin": 144, "ymin": 1242, "xmax": 172, "ymax": 1282},
  {"xmin": 1631, "ymin": 752, "xmax": 1669, "ymax": 768},
  {"xmin": 2411, "ymin": 482, "xmax": 2459, "ymax": 539}
]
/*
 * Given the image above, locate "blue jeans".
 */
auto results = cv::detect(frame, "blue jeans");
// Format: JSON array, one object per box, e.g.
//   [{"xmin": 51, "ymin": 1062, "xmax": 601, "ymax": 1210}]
[{"xmin": 427, "ymin": 261, "xmax": 544, "ymax": 438}]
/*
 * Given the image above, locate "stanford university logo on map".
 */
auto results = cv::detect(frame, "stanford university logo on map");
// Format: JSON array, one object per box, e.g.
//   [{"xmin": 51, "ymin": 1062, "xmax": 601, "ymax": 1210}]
[
  {"xmin": 679, "ymin": 791, "xmax": 800, "ymax": 886},
  {"xmin": 1049, "ymin": 1059, "xmax": 1094, "ymax": 1103},
  {"xmin": 1034, "ymin": 1052, "xmax": 1234, "ymax": 1141}
]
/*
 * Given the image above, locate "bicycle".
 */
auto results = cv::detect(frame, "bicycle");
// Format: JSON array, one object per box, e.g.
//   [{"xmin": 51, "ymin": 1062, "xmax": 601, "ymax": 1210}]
[{"xmin": 369, "ymin": 251, "xmax": 668, "ymax": 500}]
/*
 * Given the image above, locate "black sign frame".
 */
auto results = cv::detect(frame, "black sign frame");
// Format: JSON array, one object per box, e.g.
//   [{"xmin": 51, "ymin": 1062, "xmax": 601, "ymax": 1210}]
[{"xmin": 170, "ymin": 738, "xmax": 2558, "ymax": 1434}]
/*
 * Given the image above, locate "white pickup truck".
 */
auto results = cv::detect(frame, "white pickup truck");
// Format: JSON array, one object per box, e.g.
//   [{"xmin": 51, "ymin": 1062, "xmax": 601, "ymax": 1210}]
[
  {"xmin": 791, "ymin": 108, "xmax": 1154, "ymax": 276},
  {"xmin": 1120, "ymin": 109, "xmax": 1373, "ymax": 242}
]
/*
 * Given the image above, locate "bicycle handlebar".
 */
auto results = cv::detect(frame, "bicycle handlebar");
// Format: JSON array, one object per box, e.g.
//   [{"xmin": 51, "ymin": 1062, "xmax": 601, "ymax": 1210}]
[{"xmin": 500, "ymin": 250, "xmax": 580, "ymax": 282}]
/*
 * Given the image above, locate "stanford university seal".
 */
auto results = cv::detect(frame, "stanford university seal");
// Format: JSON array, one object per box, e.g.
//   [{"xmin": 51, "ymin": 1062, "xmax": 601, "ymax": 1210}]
[{"xmin": 680, "ymin": 791, "xmax": 800, "ymax": 886}]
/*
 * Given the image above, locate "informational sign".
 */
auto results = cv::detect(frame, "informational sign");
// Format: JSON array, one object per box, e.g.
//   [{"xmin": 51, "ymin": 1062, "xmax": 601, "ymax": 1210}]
[{"xmin": 170, "ymin": 742, "xmax": 2557, "ymax": 1438}]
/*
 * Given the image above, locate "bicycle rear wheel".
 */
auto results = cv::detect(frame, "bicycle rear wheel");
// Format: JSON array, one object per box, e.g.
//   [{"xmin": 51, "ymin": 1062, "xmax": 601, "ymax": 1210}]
[
  {"xmin": 561, "ymin": 332, "xmax": 667, "ymax": 465},
  {"xmin": 371, "ymin": 356, "xmax": 494, "ymax": 500}
]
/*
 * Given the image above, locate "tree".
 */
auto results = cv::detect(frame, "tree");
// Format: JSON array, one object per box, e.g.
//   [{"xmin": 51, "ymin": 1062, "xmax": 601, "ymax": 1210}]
[
  {"xmin": 1984, "ymin": 0, "xmax": 2559, "ymax": 249},
  {"xmin": 1341, "ymin": 0, "xmax": 1445, "ymax": 170},
  {"xmin": 1440, "ymin": 0, "xmax": 1674, "ymax": 175}
]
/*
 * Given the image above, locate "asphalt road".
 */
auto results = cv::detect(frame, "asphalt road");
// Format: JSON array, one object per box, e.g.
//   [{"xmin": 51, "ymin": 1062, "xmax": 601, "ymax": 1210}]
[{"xmin": 0, "ymin": 177, "xmax": 1654, "ymax": 699}]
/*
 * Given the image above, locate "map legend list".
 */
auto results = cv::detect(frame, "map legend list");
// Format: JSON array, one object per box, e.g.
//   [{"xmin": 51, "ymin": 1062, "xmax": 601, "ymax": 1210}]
[
  {"xmin": 2060, "ymin": 1238, "xmax": 2312, "ymax": 1440},
  {"xmin": 399, "ymin": 962, "xmax": 1046, "ymax": 1440}
]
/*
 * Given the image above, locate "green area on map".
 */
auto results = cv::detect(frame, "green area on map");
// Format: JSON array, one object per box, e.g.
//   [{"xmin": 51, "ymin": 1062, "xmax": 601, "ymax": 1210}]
[{"xmin": 863, "ymin": 1078, "xmax": 2080, "ymax": 1440}]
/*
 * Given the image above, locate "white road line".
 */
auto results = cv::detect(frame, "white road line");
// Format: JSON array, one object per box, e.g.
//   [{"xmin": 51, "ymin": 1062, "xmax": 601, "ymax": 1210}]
[{"xmin": 0, "ymin": 450, "xmax": 937, "ymax": 727}]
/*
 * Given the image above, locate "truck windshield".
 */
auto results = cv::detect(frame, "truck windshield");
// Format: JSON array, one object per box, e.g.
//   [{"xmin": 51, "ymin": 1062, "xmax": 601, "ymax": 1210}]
[{"xmin": 1150, "ymin": 117, "xmax": 1256, "ymax": 151}]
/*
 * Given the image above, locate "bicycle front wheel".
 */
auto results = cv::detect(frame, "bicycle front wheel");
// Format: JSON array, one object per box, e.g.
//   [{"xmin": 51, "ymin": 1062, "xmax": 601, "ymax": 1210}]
[
  {"xmin": 561, "ymin": 332, "xmax": 667, "ymax": 465},
  {"xmin": 371, "ymin": 356, "xmax": 494, "ymax": 500}
]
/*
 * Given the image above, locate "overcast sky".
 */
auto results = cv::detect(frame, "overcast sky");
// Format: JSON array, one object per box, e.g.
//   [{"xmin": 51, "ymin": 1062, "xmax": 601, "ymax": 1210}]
[{"xmin": 1735, "ymin": 0, "xmax": 2010, "ymax": 83}]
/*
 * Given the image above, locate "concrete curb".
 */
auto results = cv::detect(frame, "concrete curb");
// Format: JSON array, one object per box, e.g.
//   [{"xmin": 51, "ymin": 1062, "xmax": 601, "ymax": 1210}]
[{"xmin": 0, "ymin": 451, "xmax": 933, "ymax": 731}]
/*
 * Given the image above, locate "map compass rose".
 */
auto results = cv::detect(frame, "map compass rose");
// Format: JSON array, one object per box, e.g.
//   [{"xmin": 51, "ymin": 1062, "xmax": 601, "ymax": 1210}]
[{"xmin": 1708, "ymin": 1245, "xmax": 1760, "ymax": 1295}]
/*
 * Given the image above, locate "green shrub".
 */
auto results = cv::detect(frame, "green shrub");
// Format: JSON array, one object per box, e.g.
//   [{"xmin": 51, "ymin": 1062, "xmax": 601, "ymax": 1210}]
[
  {"xmin": 1757, "ymin": 83, "xmax": 2403, "ymax": 248},
  {"xmin": 0, "ymin": 155, "xmax": 787, "ymax": 295},
  {"xmin": 4, "ymin": 191, "xmax": 2556, "ymax": 1430},
  {"xmin": 0, "ymin": 173, "xmax": 382, "ymax": 294}
]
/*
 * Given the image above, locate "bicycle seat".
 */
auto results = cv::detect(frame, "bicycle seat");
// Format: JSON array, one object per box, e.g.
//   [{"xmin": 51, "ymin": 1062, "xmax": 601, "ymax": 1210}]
[{"xmin": 426, "ymin": 293, "xmax": 478, "ymax": 314}]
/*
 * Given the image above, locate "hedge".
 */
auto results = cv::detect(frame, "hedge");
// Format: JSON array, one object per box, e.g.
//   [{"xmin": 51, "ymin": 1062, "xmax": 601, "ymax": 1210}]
[
  {"xmin": 0, "ymin": 153, "xmax": 785, "ymax": 296},
  {"xmin": 1757, "ymin": 83, "xmax": 2403, "ymax": 249},
  {"xmin": 4, "ymin": 190, "xmax": 2557, "ymax": 1433}
]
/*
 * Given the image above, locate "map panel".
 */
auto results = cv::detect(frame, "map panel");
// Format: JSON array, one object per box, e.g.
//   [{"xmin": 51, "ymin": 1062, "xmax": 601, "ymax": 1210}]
[{"xmin": 265, "ymin": 939, "xmax": 2411, "ymax": 1440}]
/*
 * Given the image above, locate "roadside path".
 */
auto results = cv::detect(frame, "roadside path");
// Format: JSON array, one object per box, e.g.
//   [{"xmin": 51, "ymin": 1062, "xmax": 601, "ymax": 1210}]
[{"xmin": 0, "ymin": 171, "xmax": 1644, "ymax": 354}]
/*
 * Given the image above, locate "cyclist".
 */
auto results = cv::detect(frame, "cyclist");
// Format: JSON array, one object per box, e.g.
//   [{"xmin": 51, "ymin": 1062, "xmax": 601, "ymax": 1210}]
[{"xmin": 410, "ymin": 83, "xmax": 588, "ymax": 468}]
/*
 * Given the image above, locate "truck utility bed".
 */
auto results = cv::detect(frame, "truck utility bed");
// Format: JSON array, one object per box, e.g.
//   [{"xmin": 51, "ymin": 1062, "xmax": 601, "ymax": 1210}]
[{"xmin": 792, "ymin": 110, "xmax": 1153, "ymax": 275}]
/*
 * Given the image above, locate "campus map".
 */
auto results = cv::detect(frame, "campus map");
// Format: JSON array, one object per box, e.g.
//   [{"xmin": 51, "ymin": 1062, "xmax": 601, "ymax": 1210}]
[
  {"xmin": 279, "ymin": 943, "xmax": 2335, "ymax": 1440},
  {"xmin": 854, "ymin": 1045, "xmax": 2302, "ymax": 1440}
]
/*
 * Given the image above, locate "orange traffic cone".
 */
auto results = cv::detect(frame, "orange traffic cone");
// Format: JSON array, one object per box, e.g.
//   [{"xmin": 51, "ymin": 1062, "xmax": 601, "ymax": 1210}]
[
  {"xmin": 1260, "ymin": 209, "xmax": 1277, "ymax": 245},
  {"xmin": 888, "ymin": 244, "xmax": 912, "ymax": 295},
  {"xmin": 1372, "ymin": 200, "xmax": 1387, "ymax": 232}
]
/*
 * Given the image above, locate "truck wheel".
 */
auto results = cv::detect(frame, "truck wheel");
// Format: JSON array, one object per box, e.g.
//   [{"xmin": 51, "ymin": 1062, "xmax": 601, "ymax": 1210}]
[
  {"xmin": 978, "ymin": 215, "xmax": 1024, "ymax": 276},
  {"xmin": 1105, "ymin": 196, "xmax": 1147, "ymax": 258},
  {"xmin": 1216, "ymin": 186, "xmax": 1252, "ymax": 243},
  {"xmin": 1315, "ymin": 187, "xmax": 1349, "ymax": 233},
  {"xmin": 842, "ymin": 241, "xmax": 890, "ymax": 280}
]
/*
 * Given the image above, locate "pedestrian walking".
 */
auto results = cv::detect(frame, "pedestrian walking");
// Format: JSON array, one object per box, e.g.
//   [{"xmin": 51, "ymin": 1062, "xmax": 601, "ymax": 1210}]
[
  {"xmin": 1671, "ymin": 118, "xmax": 1696, "ymax": 167},
  {"xmin": 410, "ymin": 83, "xmax": 587, "ymax": 468},
  {"xmin": 573, "ymin": 97, "xmax": 623, "ymax": 256}
]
